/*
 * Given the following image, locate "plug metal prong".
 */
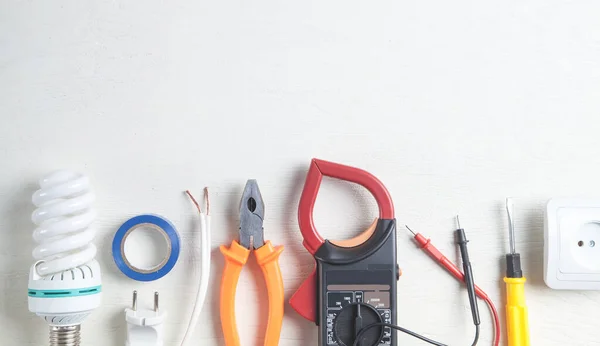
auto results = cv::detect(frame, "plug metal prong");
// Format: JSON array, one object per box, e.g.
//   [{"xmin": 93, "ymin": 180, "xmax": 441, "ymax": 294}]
[
  {"xmin": 132, "ymin": 290, "xmax": 138, "ymax": 311},
  {"xmin": 154, "ymin": 292, "xmax": 159, "ymax": 312}
]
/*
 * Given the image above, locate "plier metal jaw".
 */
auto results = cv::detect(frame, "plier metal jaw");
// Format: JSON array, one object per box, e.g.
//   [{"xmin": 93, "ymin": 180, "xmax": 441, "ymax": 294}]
[
  {"xmin": 220, "ymin": 180, "xmax": 284, "ymax": 346},
  {"xmin": 238, "ymin": 179, "xmax": 265, "ymax": 250}
]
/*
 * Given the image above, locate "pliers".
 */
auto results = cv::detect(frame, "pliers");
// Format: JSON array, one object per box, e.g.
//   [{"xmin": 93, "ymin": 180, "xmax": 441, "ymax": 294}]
[{"xmin": 219, "ymin": 179, "xmax": 284, "ymax": 346}]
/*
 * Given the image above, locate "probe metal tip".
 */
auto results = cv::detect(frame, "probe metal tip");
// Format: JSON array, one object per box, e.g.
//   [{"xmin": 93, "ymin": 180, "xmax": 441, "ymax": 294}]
[
  {"xmin": 456, "ymin": 215, "xmax": 461, "ymax": 229},
  {"xmin": 405, "ymin": 225, "xmax": 416, "ymax": 236},
  {"xmin": 154, "ymin": 292, "xmax": 159, "ymax": 312},
  {"xmin": 506, "ymin": 198, "xmax": 516, "ymax": 254},
  {"xmin": 132, "ymin": 290, "xmax": 137, "ymax": 311}
]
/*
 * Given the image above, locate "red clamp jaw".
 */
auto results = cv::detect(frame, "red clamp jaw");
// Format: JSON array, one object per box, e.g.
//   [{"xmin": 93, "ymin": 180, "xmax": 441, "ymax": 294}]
[{"xmin": 290, "ymin": 158, "xmax": 395, "ymax": 322}]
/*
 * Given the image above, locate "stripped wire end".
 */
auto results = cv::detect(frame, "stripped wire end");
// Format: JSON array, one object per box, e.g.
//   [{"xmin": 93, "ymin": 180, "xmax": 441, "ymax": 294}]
[
  {"xmin": 185, "ymin": 190, "xmax": 203, "ymax": 215},
  {"xmin": 180, "ymin": 187, "xmax": 211, "ymax": 346},
  {"xmin": 204, "ymin": 187, "xmax": 210, "ymax": 216}
]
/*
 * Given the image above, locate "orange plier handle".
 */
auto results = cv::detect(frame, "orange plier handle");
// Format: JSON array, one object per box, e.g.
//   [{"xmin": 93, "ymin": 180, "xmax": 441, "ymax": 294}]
[{"xmin": 220, "ymin": 239, "xmax": 284, "ymax": 346}]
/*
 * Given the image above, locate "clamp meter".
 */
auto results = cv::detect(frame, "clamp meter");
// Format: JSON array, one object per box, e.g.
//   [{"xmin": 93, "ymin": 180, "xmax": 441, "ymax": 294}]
[{"xmin": 290, "ymin": 159, "xmax": 400, "ymax": 346}]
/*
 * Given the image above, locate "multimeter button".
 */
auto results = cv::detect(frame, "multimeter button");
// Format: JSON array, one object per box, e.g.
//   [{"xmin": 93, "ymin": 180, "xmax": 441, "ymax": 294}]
[{"xmin": 396, "ymin": 264, "xmax": 401, "ymax": 280}]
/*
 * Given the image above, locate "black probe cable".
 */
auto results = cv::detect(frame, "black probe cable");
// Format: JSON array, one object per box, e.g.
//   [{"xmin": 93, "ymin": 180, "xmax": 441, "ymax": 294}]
[
  {"xmin": 352, "ymin": 217, "xmax": 481, "ymax": 346},
  {"xmin": 352, "ymin": 322, "xmax": 448, "ymax": 346}
]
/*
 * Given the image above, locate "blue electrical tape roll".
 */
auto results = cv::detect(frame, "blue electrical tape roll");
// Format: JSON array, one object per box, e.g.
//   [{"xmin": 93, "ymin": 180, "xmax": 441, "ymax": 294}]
[{"xmin": 112, "ymin": 214, "xmax": 180, "ymax": 282}]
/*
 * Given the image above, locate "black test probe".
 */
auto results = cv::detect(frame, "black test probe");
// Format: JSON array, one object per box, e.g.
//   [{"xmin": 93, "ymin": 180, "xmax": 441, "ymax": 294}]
[{"xmin": 455, "ymin": 216, "xmax": 481, "ymax": 346}]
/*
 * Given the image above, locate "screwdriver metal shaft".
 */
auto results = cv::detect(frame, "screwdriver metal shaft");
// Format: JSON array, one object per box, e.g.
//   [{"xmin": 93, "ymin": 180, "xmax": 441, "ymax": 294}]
[{"xmin": 504, "ymin": 198, "xmax": 530, "ymax": 346}]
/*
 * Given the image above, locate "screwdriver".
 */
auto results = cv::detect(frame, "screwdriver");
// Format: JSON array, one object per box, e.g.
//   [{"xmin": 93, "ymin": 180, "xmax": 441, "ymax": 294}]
[{"xmin": 504, "ymin": 198, "xmax": 530, "ymax": 346}]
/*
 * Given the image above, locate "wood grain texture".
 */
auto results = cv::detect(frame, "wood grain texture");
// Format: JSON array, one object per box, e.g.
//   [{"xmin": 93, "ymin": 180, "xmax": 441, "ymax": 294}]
[{"xmin": 1, "ymin": 0, "xmax": 600, "ymax": 345}]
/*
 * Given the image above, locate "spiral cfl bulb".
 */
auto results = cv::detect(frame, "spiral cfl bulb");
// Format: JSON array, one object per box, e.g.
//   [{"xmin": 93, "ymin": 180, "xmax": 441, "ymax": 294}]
[{"xmin": 28, "ymin": 171, "xmax": 102, "ymax": 346}]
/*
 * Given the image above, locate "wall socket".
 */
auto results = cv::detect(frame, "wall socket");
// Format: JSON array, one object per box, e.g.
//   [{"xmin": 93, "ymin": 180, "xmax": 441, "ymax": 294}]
[{"xmin": 545, "ymin": 198, "xmax": 600, "ymax": 289}]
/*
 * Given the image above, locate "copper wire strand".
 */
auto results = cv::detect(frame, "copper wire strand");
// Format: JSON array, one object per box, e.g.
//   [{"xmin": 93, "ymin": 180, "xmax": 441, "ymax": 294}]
[
  {"xmin": 185, "ymin": 190, "xmax": 202, "ymax": 214},
  {"xmin": 204, "ymin": 187, "xmax": 210, "ymax": 215}
]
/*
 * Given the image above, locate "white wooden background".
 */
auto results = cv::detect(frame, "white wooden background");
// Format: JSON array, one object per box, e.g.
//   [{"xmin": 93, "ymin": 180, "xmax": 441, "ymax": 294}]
[{"xmin": 1, "ymin": 1, "xmax": 600, "ymax": 345}]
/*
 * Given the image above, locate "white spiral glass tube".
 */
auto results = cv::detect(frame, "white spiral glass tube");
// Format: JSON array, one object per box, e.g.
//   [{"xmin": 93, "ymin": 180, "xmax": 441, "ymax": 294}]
[
  {"xmin": 28, "ymin": 170, "xmax": 102, "ymax": 346},
  {"xmin": 31, "ymin": 170, "xmax": 97, "ymax": 276}
]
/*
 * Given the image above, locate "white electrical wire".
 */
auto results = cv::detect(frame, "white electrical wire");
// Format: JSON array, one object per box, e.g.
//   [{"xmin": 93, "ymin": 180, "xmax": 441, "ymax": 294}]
[{"xmin": 181, "ymin": 189, "xmax": 211, "ymax": 346}]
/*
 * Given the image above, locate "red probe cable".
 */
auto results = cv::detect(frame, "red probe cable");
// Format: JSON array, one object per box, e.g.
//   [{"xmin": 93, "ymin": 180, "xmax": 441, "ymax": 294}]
[{"xmin": 406, "ymin": 226, "xmax": 501, "ymax": 346}]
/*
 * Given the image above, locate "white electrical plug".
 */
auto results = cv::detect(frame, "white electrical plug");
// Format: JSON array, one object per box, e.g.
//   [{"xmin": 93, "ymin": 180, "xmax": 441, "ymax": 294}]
[
  {"xmin": 545, "ymin": 198, "xmax": 600, "ymax": 289},
  {"xmin": 125, "ymin": 291, "xmax": 166, "ymax": 346}
]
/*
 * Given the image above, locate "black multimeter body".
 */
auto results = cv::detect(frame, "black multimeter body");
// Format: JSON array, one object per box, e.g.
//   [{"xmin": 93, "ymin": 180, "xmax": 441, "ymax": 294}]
[
  {"xmin": 314, "ymin": 219, "xmax": 398, "ymax": 346},
  {"xmin": 290, "ymin": 159, "xmax": 399, "ymax": 346}
]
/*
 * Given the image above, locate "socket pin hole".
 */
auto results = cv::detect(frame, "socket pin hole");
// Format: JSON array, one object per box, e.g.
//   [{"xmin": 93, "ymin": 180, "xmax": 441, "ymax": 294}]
[
  {"xmin": 590, "ymin": 240, "xmax": 596, "ymax": 247},
  {"xmin": 578, "ymin": 241, "xmax": 584, "ymax": 247}
]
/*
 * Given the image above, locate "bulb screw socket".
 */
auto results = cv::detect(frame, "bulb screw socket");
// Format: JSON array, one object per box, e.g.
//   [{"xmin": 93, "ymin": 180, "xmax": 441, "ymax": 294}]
[{"xmin": 49, "ymin": 325, "xmax": 81, "ymax": 346}]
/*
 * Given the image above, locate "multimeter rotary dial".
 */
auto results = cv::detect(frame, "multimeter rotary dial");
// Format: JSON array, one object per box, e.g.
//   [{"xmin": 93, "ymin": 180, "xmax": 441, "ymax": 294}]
[{"xmin": 333, "ymin": 302, "xmax": 383, "ymax": 346}]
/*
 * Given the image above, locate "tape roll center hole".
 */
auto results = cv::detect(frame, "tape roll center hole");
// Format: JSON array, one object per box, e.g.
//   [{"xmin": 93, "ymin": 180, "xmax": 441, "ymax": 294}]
[{"xmin": 123, "ymin": 225, "xmax": 170, "ymax": 271}]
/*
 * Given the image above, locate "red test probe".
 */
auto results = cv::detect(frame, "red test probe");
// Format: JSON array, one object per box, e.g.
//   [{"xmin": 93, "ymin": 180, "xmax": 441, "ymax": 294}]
[{"xmin": 405, "ymin": 225, "xmax": 501, "ymax": 346}]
